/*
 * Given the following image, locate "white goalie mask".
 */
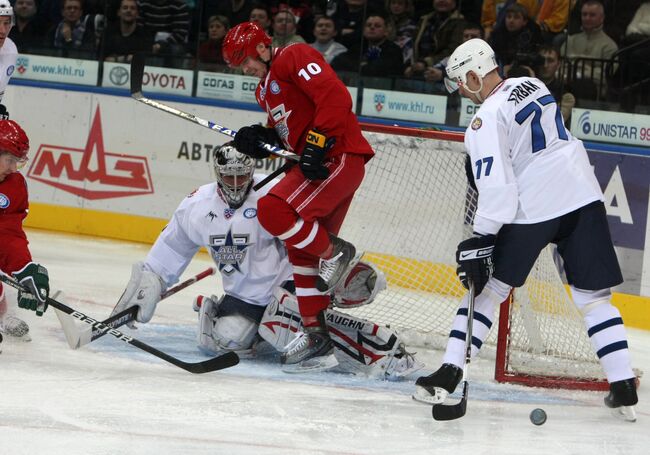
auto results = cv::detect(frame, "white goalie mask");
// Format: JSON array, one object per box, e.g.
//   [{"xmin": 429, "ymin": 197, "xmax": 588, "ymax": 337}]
[
  {"xmin": 445, "ymin": 38, "xmax": 498, "ymax": 94},
  {"xmin": 0, "ymin": 0, "xmax": 14, "ymax": 26},
  {"xmin": 213, "ymin": 142, "xmax": 255, "ymax": 209}
]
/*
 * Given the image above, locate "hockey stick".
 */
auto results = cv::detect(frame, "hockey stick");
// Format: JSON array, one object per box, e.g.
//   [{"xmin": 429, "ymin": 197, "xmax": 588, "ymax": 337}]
[
  {"xmin": 129, "ymin": 54, "xmax": 299, "ymax": 163},
  {"xmin": 253, "ymin": 160, "xmax": 294, "ymax": 191},
  {"xmin": 56, "ymin": 267, "xmax": 217, "ymax": 349},
  {"xmin": 0, "ymin": 273, "xmax": 238, "ymax": 374},
  {"xmin": 432, "ymin": 281, "xmax": 475, "ymax": 421}
]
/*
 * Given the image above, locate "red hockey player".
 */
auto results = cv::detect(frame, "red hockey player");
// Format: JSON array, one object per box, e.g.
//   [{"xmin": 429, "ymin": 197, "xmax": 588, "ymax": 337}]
[
  {"xmin": 222, "ymin": 21, "xmax": 374, "ymax": 373},
  {"xmin": 0, "ymin": 120, "xmax": 50, "ymax": 347}
]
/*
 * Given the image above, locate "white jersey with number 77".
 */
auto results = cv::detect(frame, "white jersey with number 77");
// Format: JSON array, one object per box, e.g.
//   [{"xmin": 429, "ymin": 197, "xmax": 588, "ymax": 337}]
[{"xmin": 465, "ymin": 76, "xmax": 603, "ymax": 236}]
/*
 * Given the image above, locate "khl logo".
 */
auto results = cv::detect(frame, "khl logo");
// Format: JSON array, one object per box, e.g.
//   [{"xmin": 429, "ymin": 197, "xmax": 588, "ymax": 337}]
[
  {"xmin": 374, "ymin": 93, "xmax": 385, "ymax": 112},
  {"xmin": 578, "ymin": 111, "xmax": 591, "ymax": 135},
  {"xmin": 16, "ymin": 57, "xmax": 29, "ymax": 75}
]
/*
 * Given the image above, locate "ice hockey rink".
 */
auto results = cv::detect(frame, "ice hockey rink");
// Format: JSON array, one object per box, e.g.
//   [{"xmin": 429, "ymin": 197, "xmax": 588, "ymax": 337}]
[{"xmin": 1, "ymin": 229, "xmax": 648, "ymax": 455}]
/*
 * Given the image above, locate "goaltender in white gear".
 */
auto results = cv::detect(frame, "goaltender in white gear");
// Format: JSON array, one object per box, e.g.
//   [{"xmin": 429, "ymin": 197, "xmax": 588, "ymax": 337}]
[{"xmin": 112, "ymin": 142, "xmax": 422, "ymax": 379}]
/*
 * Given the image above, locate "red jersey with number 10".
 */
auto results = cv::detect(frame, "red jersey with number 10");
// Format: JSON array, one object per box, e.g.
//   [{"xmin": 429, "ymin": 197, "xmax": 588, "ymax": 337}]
[{"xmin": 255, "ymin": 43, "xmax": 373, "ymax": 159}]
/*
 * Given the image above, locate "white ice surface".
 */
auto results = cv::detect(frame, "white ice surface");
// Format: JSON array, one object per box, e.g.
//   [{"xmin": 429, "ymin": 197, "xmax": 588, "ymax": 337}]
[{"xmin": 1, "ymin": 229, "xmax": 649, "ymax": 455}]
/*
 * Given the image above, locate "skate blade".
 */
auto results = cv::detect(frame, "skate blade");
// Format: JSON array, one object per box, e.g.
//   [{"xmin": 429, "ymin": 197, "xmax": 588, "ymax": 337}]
[
  {"xmin": 282, "ymin": 352, "xmax": 339, "ymax": 374},
  {"xmin": 411, "ymin": 385, "xmax": 448, "ymax": 405},
  {"xmin": 611, "ymin": 405, "xmax": 637, "ymax": 422},
  {"xmin": 1, "ymin": 331, "xmax": 32, "ymax": 342}
]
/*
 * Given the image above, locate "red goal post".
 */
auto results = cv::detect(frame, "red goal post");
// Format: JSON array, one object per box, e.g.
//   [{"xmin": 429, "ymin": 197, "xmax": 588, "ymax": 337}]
[{"xmin": 337, "ymin": 122, "xmax": 609, "ymax": 391}]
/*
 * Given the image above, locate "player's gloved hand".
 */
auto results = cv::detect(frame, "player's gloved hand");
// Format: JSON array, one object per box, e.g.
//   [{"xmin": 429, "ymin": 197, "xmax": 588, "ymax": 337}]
[
  {"xmin": 111, "ymin": 262, "xmax": 164, "ymax": 328},
  {"xmin": 455, "ymin": 234, "xmax": 496, "ymax": 295},
  {"xmin": 0, "ymin": 104, "xmax": 9, "ymax": 120},
  {"xmin": 13, "ymin": 262, "xmax": 50, "ymax": 316},
  {"xmin": 300, "ymin": 129, "xmax": 334, "ymax": 180},
  {"xmin": 233, "ymin": 125, "xmax": 280, "ymax": 159}
]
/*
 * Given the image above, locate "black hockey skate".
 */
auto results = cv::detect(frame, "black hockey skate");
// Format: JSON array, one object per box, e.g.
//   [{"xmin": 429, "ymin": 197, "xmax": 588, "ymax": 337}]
[
  {"xmin": 604, "ymin": 378, "xmax": 638, "ymax": 422},
  {"xmin": 412, "ymin": 363, "xmax": 463, "ymax": 404},
  {"xmin": 281, "ymin": 314, "xmax": 338, "ymax": 373},
  {"xmin": 316, "ymin": 235, "xmax": 357, "ymax": 293}
]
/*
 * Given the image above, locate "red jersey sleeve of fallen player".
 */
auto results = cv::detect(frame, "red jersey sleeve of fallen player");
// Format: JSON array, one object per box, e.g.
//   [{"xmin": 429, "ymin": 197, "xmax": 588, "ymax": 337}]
[
  {"xmin": 0, "ymin": 172, "xmax": 29, "ymax": 232},
  {"xmin": 0, "ymin": 172, "xmax": 32, "ymax": 274},
  {"xmin": 272, "ymin": 44, "xmax": 373, "ymax": 159}
]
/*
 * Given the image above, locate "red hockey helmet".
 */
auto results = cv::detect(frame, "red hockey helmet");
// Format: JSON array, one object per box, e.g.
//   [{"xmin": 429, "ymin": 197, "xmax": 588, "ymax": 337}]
[
  {"xmin": 222, "ymin": 21, "xmax": 272, "ymax": 67},
  {"xmin": 0, "ymin": 120, "xmax": 29, "ymax": 160}
]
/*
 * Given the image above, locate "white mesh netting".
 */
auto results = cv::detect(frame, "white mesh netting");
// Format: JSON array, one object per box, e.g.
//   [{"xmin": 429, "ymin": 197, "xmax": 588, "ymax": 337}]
[{"xmin": 338, "ymin": 127, "xmax": 607, "ymax": 386}]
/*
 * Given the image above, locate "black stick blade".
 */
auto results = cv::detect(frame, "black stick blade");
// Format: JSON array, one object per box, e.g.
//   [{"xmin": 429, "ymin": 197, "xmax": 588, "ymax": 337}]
[
  {"xmin": 185, "ymin": 351, "xmax": 240, "ymax": 374},
  {"xmin": 432, "ymin": 382, "xmax": 468, "ymax": 421},
  {"xmin": 130, "ymin": 53, "xmax": 145, "ymax": 95}
]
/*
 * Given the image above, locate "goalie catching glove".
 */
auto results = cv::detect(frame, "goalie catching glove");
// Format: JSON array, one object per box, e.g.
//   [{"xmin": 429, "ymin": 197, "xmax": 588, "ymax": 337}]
[
  {"xmin": 455, "ymin": 234, "xmax": 496, "ymax": 295},
  {"xmin": 111, "ymin": 262, "xmax": 165, "ymax": 328},
  {"xmin": 233, "ymin": 124, "xmax": 281, "ymax": 160},
  {"xmin": 300, "ymin": 129, "xmax": 334, "ymax": 180},
  {"xmin": 13, "ymin": 262, "xmax": 50, "ymax": 316}
]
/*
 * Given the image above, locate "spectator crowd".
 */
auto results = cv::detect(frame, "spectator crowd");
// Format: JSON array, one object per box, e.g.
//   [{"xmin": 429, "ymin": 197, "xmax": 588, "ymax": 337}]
[{"xmin": 8, "ymin": 0, "xmax": 650, "ymax": 110}]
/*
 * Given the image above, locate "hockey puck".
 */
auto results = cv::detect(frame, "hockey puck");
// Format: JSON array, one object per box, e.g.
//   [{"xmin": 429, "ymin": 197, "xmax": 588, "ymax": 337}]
[{"xmin": 529, "ymin": 408, "xmax": 547, "ymax": 426}]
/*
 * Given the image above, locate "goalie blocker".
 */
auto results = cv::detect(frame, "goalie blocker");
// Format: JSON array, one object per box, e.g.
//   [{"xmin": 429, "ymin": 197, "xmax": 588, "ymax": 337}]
[{"xmin": 196, "ymin": 261, "xmax": 423, "ymax": 379}]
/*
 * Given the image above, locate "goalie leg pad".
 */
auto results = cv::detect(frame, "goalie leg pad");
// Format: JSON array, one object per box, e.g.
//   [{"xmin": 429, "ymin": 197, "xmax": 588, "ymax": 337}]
[
  {"xmin": 197, "ymin": 294, "xmax": 263, "ymax": 356},
  {"xmin": 258, "ymin": 286, "xmax": 302, "ymax": 351},
  {"xmin": 113, "ymin": 262, "xmax": 164, "ymax": 324},
  {"xmin": 332, "ymin": 260, "xmax": 387, "ymax": 309},
  {"xmin": 325, "ymin": 309, "xmax": 424, "ymax": 379}
]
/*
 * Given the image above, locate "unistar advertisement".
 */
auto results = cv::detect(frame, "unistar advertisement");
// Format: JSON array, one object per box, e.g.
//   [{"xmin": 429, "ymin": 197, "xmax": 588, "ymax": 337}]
[
  {"xmin": 361, "ymin": 89, "xmax": 447, "ymax": 124},
  {"xmin": 102, "ymin": 62, "xmax": 193, "ymax": 96},
  {"xmin": 571, "ymin": 108, "xmax": 650, "ymax": 147}
]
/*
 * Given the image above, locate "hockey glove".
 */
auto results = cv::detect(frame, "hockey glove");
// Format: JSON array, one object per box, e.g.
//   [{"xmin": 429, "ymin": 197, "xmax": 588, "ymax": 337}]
[
  {"xmin": 455, "ymin": 234, "xmax": 496, "ymax": 295},
  {"xmin": 0, "ymin": 104, "xmax": 9, "ymax": 120},
  {"xmin": 111, "ymin": 262, "xmax": 164, "ymax": 328},
  {"xmin": 300, "ymin": 130, "xmax": 335, "ymax": 180},
  {"xmin": 13, "ymin": 262, "xmax": 50, "ymax": 316},
  {"xmin": 233, "ymin": 124, "xmax": 280, "ymax": 159}
]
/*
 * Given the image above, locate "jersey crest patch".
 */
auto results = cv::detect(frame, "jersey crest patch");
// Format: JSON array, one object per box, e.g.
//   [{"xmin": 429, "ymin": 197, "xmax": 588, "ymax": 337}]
[
  {"xmin": 243, "ymin": 208, "xmax": 257, "ymax": 219},
  {"xmin": 6, "ymin": 65, "xmax": 14, "ymax": 77},
  {"xmin": 0, "ymin": 193, "xmax": 9, "ymax": 209},
  {"xmin": 224, "ymin": 208, "xmax": 235, "ymax": 219},
  {"xmin": 270, "ymin": 80, "xmax": 281, "ymax": 94},
  {"xmin": 209, "ymin": 229, "xmax": 251, "ymax": 276},
  {"xmin": 471, "ymin": 117, "xmax": 482, "ymax": 130}
]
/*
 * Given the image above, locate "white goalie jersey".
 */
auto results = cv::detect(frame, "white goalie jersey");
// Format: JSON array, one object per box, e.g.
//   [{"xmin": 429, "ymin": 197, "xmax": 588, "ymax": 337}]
[
  {"xmin": 465, "ymin": 76, "xmax": 603, "ymax": 235},
  {"xmin": 145, "ymin": 175, "xmax": 293, "ymax": 308}
]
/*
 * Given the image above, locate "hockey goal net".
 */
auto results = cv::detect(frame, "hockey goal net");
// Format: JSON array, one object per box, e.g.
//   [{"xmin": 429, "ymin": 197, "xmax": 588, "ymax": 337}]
[{"xmin": 338, "ymin": 123, "xmax": 608, "ymax": 391}]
